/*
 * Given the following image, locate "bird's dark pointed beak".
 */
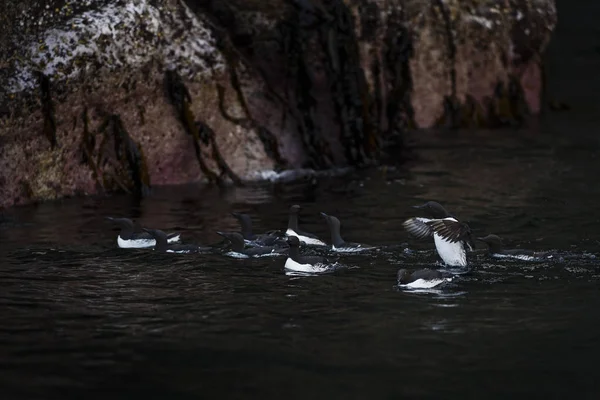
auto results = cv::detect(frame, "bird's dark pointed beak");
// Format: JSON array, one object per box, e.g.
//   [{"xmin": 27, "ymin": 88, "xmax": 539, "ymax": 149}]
[
  {"xmin": 476, "ymin": 237, "xmax": 486, "ymax": 242},
  {"xmin": 231, "ymin": 212, "xmax": 240, "ymax": 218},
  {"xmin": 412, "ymin": 205, "xmax": 425, "ymax": 209},
  {"xmin": 105, "ymin": 216, "xmax": 116, "ymax": 221},
  {"xmin": 320, "ymin": 212, "xmax": 328, "ymax": 218},
  {"xmin": 141, "ymin": 228, "xmax": 151, "ymax": 233},
  {"xmin": 216, "ymin": 231, "xmax": 228, "ymax": 238}
]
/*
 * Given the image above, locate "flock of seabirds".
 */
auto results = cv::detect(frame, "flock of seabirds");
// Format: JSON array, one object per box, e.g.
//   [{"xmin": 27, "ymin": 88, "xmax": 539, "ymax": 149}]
[{"xmin": 106, "ymin": 201, "xmax": 557, "ymax": 289}]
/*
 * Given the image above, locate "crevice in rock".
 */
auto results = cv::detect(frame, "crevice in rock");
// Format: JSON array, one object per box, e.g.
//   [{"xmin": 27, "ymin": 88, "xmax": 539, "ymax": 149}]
[
  {"xmin": 36, "ymin": 71, "xmax": 58, "ymax": 149},
  {"xmin": 318, "ymin": 0, "xmax": 376, "ymax": 166},
  {"xmin": 92, "ymin": 113, "xmax": 151, "ymax": 198},
  {"xmin": 216, "ymin": 83, "xmax": 287, "ymax": 169},
  {"xmin": 432, "ymin": 0, "xmax": 459, "ymax": 129},
  {"xmin": 384, "ymin": 8, "xmax": 415, "ymax": 138},
  {"xmin": 280, "ymin": 10, "xmax": 335, "ymax": 169}
]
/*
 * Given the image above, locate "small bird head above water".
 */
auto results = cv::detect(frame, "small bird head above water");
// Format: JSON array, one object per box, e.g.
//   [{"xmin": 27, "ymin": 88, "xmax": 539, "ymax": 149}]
[
  {"xmin": 477, "ymin": 234, "xmax": 502, "ymax": 244},
  {"xmin": 106, "ymin": 217, "xmax": 134, "ymax": 229},
  {"xmin": 231, "ymin": 212, "xmax": 250, "ymax": 222},
  {"xmin": 286, "ymin": 235, "xmax": 301, "ymax": 247},
  {"xmin": 476, "ymin": 234, "xmax": 504, "ymax": 252},
  {"xmin": 396, "ymin": 269, "xmax": 410, "ymax": 284},
  {"xmin": 320, "ymin": 212, "xmax": 340, "ymax": 227},
  {"xmin": 289, "ymin": 205, "xmax": 301, "ymax": 214},
  {"xmin": 216, "ymin": 231, "xmax": 245, "ymax": 251},
  {"xmin": 412, "ymin": 201, "xmax": 451, "ymax": 219}
]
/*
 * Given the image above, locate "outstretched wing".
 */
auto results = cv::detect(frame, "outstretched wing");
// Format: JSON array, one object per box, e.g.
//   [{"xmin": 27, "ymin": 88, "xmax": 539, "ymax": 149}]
[
  {"xmin": 426, "ymin": 218, "xmax": 472, "ymax": 244},
  {"xmin": 403, "ymin": 217, "xmax": 434, "ymax": 240}
]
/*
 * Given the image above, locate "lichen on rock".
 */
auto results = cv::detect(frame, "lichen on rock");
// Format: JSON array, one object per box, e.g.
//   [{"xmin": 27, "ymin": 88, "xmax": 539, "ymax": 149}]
[{"xmin": 0, "ymin": 0, "xmax": 557, "ymax": 209}]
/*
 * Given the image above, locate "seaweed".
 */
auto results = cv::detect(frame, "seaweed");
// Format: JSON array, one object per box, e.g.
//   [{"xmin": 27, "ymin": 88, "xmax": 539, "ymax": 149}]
[
  {"xmin": 216, "ymin": 83, "xmax": 287, "ymax": 167},
  {"xmin": 164, "ymin": 69, "xmax": 243, "ymax": 186},
  {"xmin": 35, "ymin": 71, "xmax": 58, "ymax": 149},
  {"xmin": 91, "ymin": 113, "xmax": 151, "ymax": 198},
  {"xmin": 432, "ymin": 0, "xmax": 457, "ymax": 103},
  {"xmin": 384, "ymin": 8, "xmax": 415, "ymax": 136},
  {"xmin": 318, "ymin": 0, "xmax": 375, "ymax": 165},
  {"xmin": 280, "ymin": 8, "xmax": 335, "ymax": 168}
]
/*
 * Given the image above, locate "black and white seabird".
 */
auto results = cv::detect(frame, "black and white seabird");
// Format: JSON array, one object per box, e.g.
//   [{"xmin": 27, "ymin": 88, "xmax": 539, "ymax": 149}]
[
  {"xmin": 396, "ymin": 268, "xmax": 453, "ymax": 288},
  {"xmin": 320, "ymin": 212, "xmax": 374, "ymax": 252},
  {"xmin": 477, "ymin": 234, "xmax": 553, "ymax": 261},
  {"xmin": 216, "ymin": 231, "xmax": 287, "ymax": 258},
  {"xmin": 106, "ymin": 217, "xmax": 181, "ymax": 248},
  {"xmin": 286, "ymin": 205, "xmax": 327, "ymax": 246},
  {"xmin": 230, "ymin": 212, "xmax": 286, "ymax": 247},
  {"xmin": 142, "ymin": 228, "xmax": 211, "ymax": 254},
  {"xmin": 402, "ymin": 201, "xmax": 474, "ymax": 267},
  {"xmin": 284, "ymin": 236, "xmax": 333, "ymax": 273}
]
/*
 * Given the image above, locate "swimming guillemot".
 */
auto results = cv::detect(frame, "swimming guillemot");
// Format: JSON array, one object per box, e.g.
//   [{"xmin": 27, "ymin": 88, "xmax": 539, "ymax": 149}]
[
  {"xmin": 476, "ymin": 234, "xmax": 553, "ymax": 261},
  {"xmin": 216, "ymin": 231, "xmax": 287, "ymax": 258},
  {"xmin": 402, "ymin": 201, "xmax": 474, "ymax": 267},
  {"xmin": 286, "ymin": 205, "xmax": 327, "ymax": 246},
  {"xmin": 397, "ymin": 268, "xmax": 453, "ymax": 289},
  {"xmin": 142, "ymin": 228, "xmax": 211, "ymax": 254},
  {"xmin": 106, "ymin": 217, "xmax": 181, "ymax": 248},
  {"xmin": 284, "ymin": 236, "xmax": 333, "ymax": 273},
  {"xmin": 320, "ymin": 212, "xmax": 374, "ymax": 252},
  {"xmin": 230, "ymin": 212, "xmax": 286, "ymax": 247}
]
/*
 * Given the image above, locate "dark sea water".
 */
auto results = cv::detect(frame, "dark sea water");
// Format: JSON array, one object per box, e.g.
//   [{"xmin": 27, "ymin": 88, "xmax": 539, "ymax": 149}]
[{"xmin": 2, "ymin": 123, "xmax": 600, "ymax": 399}]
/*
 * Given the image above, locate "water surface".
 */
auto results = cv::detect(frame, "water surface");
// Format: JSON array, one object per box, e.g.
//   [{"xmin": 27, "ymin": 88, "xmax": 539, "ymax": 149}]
[{"xmin": 2, "ymin": 126, "xmax": 600, "ymax": 398}]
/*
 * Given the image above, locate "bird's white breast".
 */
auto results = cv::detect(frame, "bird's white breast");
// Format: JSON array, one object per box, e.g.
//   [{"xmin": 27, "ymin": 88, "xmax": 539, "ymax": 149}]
[
  {"xmin": 433, "ymin": 232, "xmax": 467, "ymax": 267},
  {"xmin": 117, "ymin": 236, "xmax": 155, "ymax": 249}
]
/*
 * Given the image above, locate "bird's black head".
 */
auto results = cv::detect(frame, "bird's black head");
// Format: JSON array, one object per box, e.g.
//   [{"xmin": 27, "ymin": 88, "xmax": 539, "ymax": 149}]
[
  {"xmin": 412, "ymin": 201, "xmax": 450, "ymax": 219},
  {"xmin": 476, "ymin": 234, "xmax": 502, "ymax": 244},
  {"xmin": 396, "ymin": 269, "xmax": 410, "ymax": 284},
  {"xmin": 286, "ymin": 235, "xmax": 301, "ymax": 247},
  {"xmin": 217, "ymin": 231, "xmax": 245, "ymax": 250},
  {"xmin": 476, "ymin": 234, "xmax": 504, "ymax": 252}
]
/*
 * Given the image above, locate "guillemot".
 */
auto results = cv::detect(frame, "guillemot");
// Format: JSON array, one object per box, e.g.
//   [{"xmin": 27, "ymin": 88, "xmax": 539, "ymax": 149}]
[
  {"xmin": 397, "ymin": 268, "xmax": 453, "ymax": 289},
  {"xmin": 106, "ymin": 217, "xmax": 181, "ymax": 248},
  {"xmin": 286, "ymin": 205, "xmax": 327, "ymax": 246},
  {"xmin": 230, "ymin": 212, "xmax": 286, "ymax": 247},
  {"xmin": 477, "ymin": 234, "xmax": 553, "ymax": 261},
  {"xmin": 320, "ymin": 212, "xmax": 374, "ymax": 252},
  {"xmin": 402, "ymin": 201, "xmax": 474, "ymax": 267},
  {"xmin": 142, "ymin": 228, "xmax": 211, "ymax": 254},
  {"xmin": 284, "ymin": 236, "xmax": 334, "ymax": 273},
  {"xmin": 216, "ymin": 231, "xmax": 287, "ymax": 258}
]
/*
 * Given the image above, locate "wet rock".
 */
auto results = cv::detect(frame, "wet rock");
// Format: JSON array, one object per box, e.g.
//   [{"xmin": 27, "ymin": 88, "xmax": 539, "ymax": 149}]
[{"xmin": 0, "ymin": 0, "xmax": 556, "ymax": 208}]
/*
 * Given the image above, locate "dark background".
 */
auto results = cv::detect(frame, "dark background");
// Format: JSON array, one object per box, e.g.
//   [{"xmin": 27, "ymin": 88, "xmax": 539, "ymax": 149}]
[{"xmin": 545, "ymin": 0, "xmax": 600, "ymax": 121}]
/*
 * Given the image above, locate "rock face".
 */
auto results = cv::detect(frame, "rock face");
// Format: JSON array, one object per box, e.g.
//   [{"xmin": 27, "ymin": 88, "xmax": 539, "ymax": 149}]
[{"xmin": 0, "ymin": 0, "xmax": 557, "ymax": 208}]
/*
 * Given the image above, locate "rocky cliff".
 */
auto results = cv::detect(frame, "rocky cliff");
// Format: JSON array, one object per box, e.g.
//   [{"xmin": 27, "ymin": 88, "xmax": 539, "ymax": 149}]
[{"xmin": 0, "ymin": 0, "xmax": 557, "ymax": 208}]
